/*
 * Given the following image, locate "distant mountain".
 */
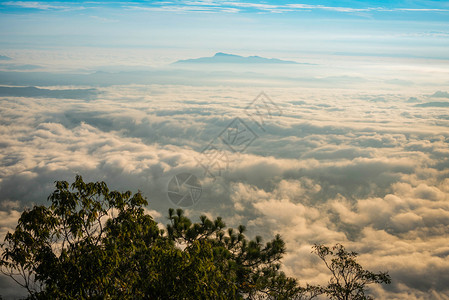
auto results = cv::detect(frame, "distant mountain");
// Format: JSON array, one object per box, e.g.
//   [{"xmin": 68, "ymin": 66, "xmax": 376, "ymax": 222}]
[
  {"xmin": 174, "ymin": 52, "xmax": 302, "ymax": 64},
  {"xmin": 415, "ymin": 102, "xmax": 449, "ymax": 108},
  {"xmin": 430, "ymin": 91, "xmax": 449, "ymax": 98},
  {"xmin": 0, "ymin": 63, "xmax": 41, "ymax": 70},
  {"xmin": 0, "ymin": 86, "xmax": 100, "ymax": 100}
]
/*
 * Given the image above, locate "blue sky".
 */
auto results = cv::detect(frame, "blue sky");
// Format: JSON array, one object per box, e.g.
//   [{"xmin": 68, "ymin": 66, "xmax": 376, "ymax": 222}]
[
  {"xmin": 1, "ymin": 0, "xmax": 449, "ymax": 13},
  {"xmin": 1, "ymin": 0, "xmax": 449, "ymax": 21},
  {"xmin": 1, "ymin": 0, "xmax": 448, "ymax": 61}
]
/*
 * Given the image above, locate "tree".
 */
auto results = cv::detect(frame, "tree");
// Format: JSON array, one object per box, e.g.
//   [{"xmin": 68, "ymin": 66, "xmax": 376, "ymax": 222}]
[
  {"xmin": 0, "ymin": 175, "xmax": 162, "ymax": 299},
  {"xmin": 1, "ymin": 176, "xmax": 308, "ymax": 299},
  {"xmin": 311, "ymin": 243, "xmax": 391, "ymax": 300}
]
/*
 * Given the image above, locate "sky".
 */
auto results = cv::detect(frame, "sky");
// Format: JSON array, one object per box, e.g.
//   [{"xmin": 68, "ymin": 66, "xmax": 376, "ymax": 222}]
[
  {"xmin": 1, "ymin": 0, "xmax": 449, "ymax": 63},
  {"xmin": 1, "ymin": 0, "xmax": 449, "ymax": 299}
]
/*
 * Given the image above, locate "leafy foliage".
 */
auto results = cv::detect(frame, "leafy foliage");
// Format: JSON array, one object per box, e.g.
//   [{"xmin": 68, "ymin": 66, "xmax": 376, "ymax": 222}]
[
  {"xmin": 0, "ymin": 176, "xmax": 306, "ymax": 299},
  {"xmin": 312, "ymin": 244, "xmax": 391, "ymax": 300},
  {"xmin": 0, "ymin": 175, "xmax": 159, "ymax": 298}
]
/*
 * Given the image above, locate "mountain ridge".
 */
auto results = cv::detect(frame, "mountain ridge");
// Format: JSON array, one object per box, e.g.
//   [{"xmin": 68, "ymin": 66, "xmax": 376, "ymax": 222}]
[{"xmin": 173, "ymin": 52, "xmax": 303, "ymax": 64}]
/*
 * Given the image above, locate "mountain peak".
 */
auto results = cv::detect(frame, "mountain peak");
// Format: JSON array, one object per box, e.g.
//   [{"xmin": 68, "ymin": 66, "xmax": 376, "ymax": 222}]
[
  {"xmin": 214, "ymin": 52, "xmax": 232, "ymax": 56},
  {"xmin": 174, "ymin": 53, "xmax": 300, "ymax": 65}
]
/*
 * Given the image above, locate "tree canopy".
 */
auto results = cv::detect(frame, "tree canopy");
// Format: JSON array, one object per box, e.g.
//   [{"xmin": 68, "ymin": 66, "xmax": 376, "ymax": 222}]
[
  {"xmin": 1, "ymin": 176, "xmax": 390, "ymax": 299},
  {"xmin": 312, "ymin": 244, "xmax": 391, "ymax": 300}
]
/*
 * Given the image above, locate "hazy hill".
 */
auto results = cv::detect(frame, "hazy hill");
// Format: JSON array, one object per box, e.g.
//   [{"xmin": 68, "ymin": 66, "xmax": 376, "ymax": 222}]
[{"xmin": 174, "ymin": 52, "xmax": 302, "ymax": 64}]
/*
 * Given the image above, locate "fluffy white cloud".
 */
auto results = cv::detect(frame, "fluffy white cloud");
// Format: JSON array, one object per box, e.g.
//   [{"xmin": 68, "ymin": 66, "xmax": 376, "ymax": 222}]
[{"xmin": 0, "ymin": 83, "xmax": 448, "ymax": 298}]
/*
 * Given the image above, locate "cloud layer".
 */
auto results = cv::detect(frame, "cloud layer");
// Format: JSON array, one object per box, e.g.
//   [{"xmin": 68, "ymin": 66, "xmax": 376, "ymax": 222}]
[{"xmin": 1, "ymin": 78, "xmax": 448, "ymax": 298}]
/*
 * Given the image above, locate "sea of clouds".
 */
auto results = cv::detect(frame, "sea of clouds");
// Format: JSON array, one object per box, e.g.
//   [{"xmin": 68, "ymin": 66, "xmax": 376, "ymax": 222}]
[{"xmin": 1, "ymin": 58, "xmax": 449, "ymax": 298}]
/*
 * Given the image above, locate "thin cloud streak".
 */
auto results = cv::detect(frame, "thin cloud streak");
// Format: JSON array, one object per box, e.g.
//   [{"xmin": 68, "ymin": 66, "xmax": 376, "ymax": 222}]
[{"xmin": 2, "ymin": 1, "xmax": 449, "ymax": 14}]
